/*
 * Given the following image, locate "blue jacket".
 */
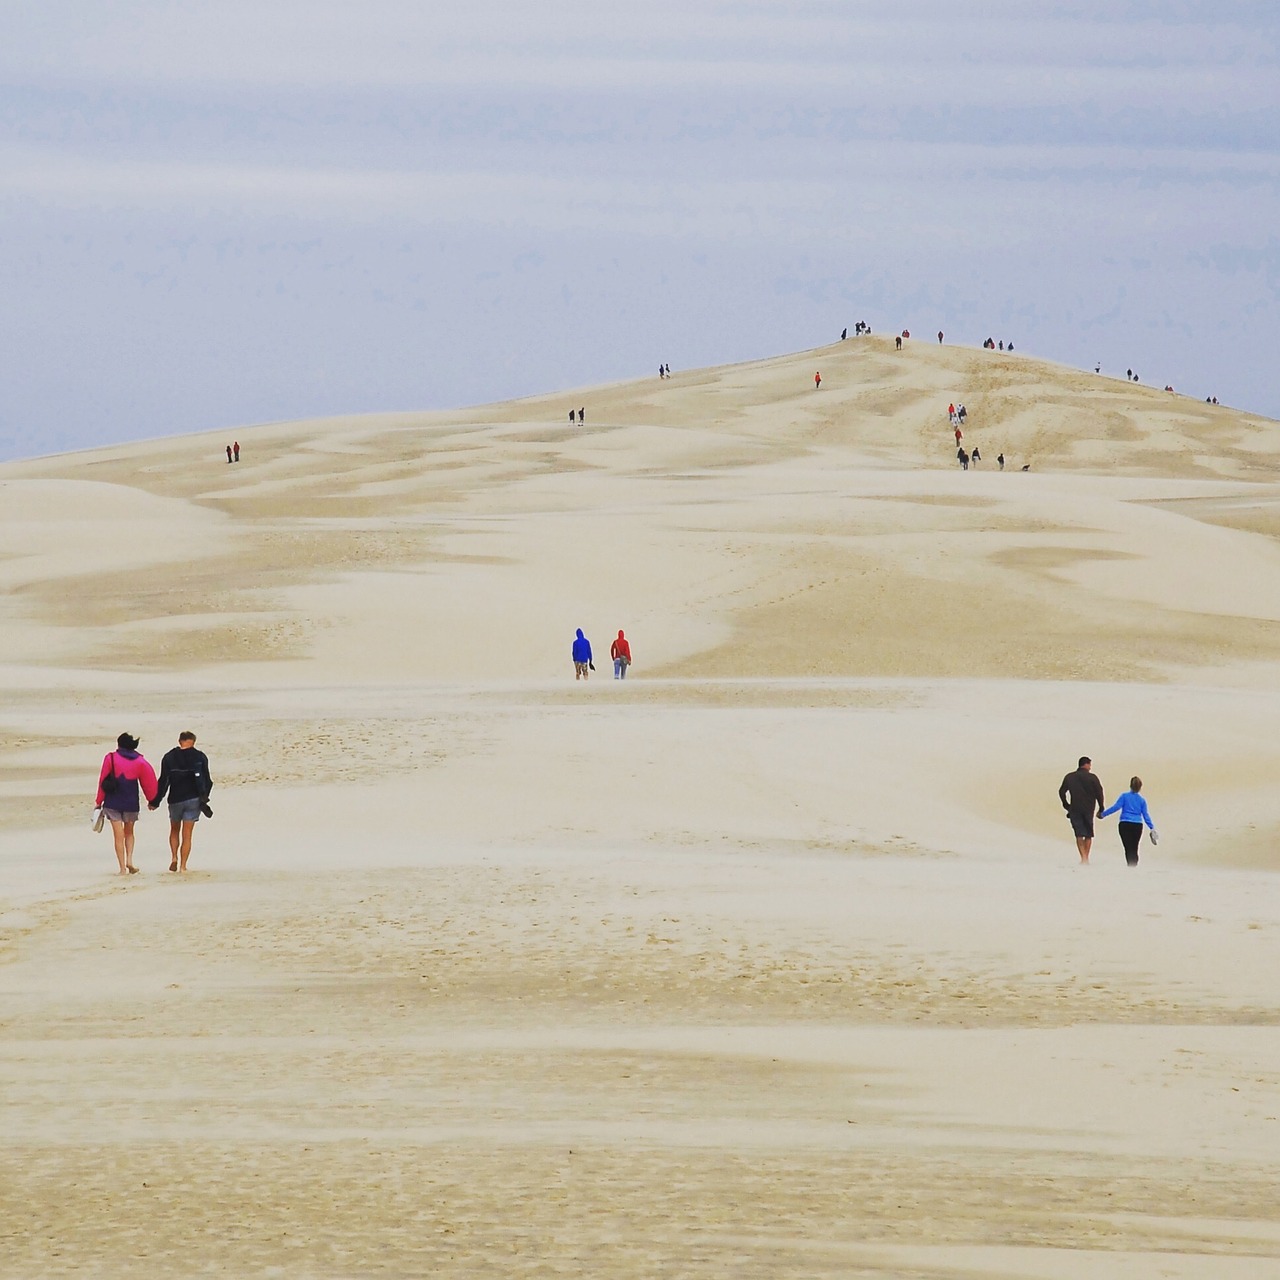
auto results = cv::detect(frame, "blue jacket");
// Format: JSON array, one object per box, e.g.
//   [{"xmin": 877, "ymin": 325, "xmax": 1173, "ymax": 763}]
[
  {"xmin": 572, "ymin": 629, "xmax": 592, "ymax": 663},
  {"xmin": 1101, "ymin": 790, "xmax": 1154, "ymax": 828}
]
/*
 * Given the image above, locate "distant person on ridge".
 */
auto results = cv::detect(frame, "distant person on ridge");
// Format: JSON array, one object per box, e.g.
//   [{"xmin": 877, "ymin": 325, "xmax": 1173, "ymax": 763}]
[
  {"xmin": 572, "ymin": 628, "xmax": 593, "ymax": 680},
  {"xmin": 1059, "ymin": 756, "xmax": 1105, "ymax": 864},
  {"xmin": 1100, "ymin": 776, "xmax": 1157, "ymax": 867},
  {"xmin": 997, "ymin": 452, "xmax": 1005, "ymax": 471},
  {"xmin": 895, "ymin": 335, "xmax": 902, "ymax": 350},
  {"xmin": 578, "ymin": 407, "xmax": 585, "ymax": 423},
  {"xmin": 841, "ymin": 328, "xmax": 847, "ymax": 341},
  {"xmin": 814, "ymin": 371, "xmax": 821, "ymax": 389},
  {"xmin": 957, "ymin": 447, "xmax": 969, "ymax": 470},
  {"xmin": 226, "ymin": 445, "xmax": 233, "ymax": 464},
  {"xmin": 233, "ymin": 441, "xmax": 240, "ymax": 462},
  {"xmin": 610, "ymin": 630, "xmax": 632, "ymax": 679},
  {"xmin": 149, "ymin": 731, "xmax": 214, "ymax": 873},
  {"xmin": 569, "ymin": 410, "xmax": 575, "ymax": 425},
  {"xmin": 938, "ymin": 330, "xmax": 944, "ymax": 344}
]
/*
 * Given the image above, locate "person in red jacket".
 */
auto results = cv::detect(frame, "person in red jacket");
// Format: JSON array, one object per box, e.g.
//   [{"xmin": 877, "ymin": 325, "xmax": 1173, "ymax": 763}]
[
  {"xmin": 95, "ymin": 733, "xmax": 159, "ymax": 874},
  {"xmin": 814, "ymin": 371, "xmax": 821, "ymax": 389},
  {"xmin": 610, "ymin": 630, "xmax": 632, "ymax": 680}
]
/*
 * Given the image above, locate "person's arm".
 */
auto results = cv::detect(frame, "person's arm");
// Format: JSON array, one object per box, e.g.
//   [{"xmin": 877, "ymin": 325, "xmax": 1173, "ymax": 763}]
[
  {"xmin": 201, "ymin": 752, "xmax": 213, "ymax": 797},
  {"xmin": 1058, "ymin": 775, "xmax": 1071, "ymax": 811},
  {"xmin": 139, "ymin": 759, "xmax": 159, "ymax": 806},
  {"xmin": 1140, "ymin": 796, "xmax": 1154, "ymax": 829},
  {"xmin": 1099, "ymin": 797, "xmax": 1120, "ymax": 819},
  {"xmin": 95, "ymin": 754, "xmax": 111, "ymax": 806},
  {"xmin": 151, "ymin": 753, "xmax": 170, "ymax": 808},
  {"xmin": 1093, "ymin": 776, "xmax": 1106, "ymax": 815}
]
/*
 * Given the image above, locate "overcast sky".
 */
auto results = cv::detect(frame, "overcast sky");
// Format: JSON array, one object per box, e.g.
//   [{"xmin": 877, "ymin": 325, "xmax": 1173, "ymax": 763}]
[{"xmin": 1, "ymin": 1, "xmax": 1277, "ymax": 459}]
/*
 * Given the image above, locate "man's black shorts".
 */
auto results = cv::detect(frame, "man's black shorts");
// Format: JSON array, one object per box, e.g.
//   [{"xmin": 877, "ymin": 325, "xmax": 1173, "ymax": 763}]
[{"xmin": 1067, "ymin": 810, "xmax": 1095, "ymax": 839}]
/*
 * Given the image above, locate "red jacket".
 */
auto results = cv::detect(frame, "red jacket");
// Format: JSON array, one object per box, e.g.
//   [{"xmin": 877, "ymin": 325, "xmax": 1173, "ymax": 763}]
[
  {"xmin": 96, "ymin": 750, "xmax": 159, "ymax": 809},
  {"xmin": 610, "ymin": 632, "xmax": 631, "ymax": 662}
]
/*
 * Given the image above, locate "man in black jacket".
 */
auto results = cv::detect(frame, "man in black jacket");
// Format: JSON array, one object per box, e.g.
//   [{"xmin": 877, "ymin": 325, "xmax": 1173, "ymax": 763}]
[
  {"xmin": 149, "ymin": 731, "xmax": 214, "ymax": 872},
  {"xmin": 1058, "ymin": 755, "xmax": 1104, "ymax": 864}
]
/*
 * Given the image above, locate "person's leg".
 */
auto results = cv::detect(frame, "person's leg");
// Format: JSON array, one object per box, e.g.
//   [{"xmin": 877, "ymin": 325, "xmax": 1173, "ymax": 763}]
[
  {"xmin": 123, "ymin": 820, "xmax": 137, "ymax": 872},
  {"xmin": 178, "ymin": 820, "xmax": 196, "ymax": 870},
  {"xmin": 1119, "ymin": 821, "xmax": 1142, "ymax": 866},
  {"xmin": 169, "ymin": 819, "xmax": 181, "ymax": 871},
  {"xmin": 614, "ymin": 659, "xmax": 622, "ymax": 679},
  {"xmin": 620, "ymin": 661, "xmax": 627, "ymax": 680},
  {"xmin": 1075, "ymin": 835, "xmax": 1091, "ymax": 863},
  {"xmin": 110, "ymin": 820, "xmax": 128, "ymax": 874}
]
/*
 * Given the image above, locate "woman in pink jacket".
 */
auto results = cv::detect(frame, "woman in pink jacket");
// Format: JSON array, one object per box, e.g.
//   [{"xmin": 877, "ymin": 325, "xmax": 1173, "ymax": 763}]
[{"xmin": 96, "ymin": 733, "xmax": 159, "ymax": 875}]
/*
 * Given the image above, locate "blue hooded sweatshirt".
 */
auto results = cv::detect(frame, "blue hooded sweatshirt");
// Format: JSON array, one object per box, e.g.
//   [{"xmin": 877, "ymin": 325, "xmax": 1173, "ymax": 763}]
[{"xmin": 572, "ymin": 629, "xmax": 592, "ymax": 663}]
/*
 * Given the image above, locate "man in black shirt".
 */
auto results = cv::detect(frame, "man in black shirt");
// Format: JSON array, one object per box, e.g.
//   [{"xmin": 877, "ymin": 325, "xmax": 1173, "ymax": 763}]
[
  {"xmin": 1058, "ymin": 755, "xmax": 1105, "ymax": 864},
  {"xmin": 149, "ymin": 731, "xmax": 214, "ymax": 872}
]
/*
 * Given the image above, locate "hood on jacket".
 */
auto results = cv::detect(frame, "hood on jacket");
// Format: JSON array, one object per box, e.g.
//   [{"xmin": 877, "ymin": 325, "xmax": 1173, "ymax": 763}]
[{"xmin": 576, "ymin": 629, "xmax": 584, "ymax": 639}]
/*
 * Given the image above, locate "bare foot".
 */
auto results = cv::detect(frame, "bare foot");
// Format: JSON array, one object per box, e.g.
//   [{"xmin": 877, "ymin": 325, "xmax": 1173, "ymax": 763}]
[
  {"xmin": 127, "ymin": 865, "xmax": 139, "ymax": 874},
  {"xmin": 169, "ymin": 860, "xmax": 178, "ymax": 872}
]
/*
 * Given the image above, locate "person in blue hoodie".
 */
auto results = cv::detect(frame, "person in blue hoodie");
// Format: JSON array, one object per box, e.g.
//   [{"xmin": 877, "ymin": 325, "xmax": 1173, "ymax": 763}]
[
  {"xmin": 572, "ymin": 628, "xmax": 592, "ymax": 680},
  {"xmin": 1100, "ymin": 776, "xmax": 1157, "ymax": 866}
]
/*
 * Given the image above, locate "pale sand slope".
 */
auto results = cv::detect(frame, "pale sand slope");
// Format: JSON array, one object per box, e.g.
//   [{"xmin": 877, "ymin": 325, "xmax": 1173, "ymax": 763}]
[{"xmin": 2, "ymin": 338, "xmax": 1280, "ymax": 1277}]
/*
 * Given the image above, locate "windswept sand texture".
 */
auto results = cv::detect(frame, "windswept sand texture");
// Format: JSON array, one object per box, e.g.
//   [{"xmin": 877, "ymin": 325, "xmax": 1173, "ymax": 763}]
[{"xmin": 3, "ymin": 338, "xmax": 1280, "ymax": 1277}]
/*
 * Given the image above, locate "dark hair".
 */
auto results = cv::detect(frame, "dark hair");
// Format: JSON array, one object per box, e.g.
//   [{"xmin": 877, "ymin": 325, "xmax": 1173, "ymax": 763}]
[
  {"xmin": 179, "ymin": 731, "xmax": 196, "ymax": 743},
  {"xmin": 1078, "ymin": 756, "xmax": 1091, "ymax": 768},
  {"xmin": 117, "ymin": 733, "xmax": 140, "ymax": 751},
  {"xmin": 1130, "ymin": 776, "xmax": 1142, "ymax": 791}
]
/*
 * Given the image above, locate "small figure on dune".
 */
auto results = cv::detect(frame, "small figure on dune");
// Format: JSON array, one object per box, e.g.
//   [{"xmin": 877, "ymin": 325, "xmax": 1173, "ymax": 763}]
[
  {"xmin": 659, "ymin": 365, "xmax": 665, "ymax": 379},
  {"xmin": 971, "ymin": 446, "xmax": 981, "ymax": 464},
  {"xmin": 569, "ymin": 410, "xmax": 575, "ymax": 425},
  {"xmin": 938, "ymin": 330, "xmax": 944, "ymax": 344},
  {"xmin": 572, "ymin": 628, "xmax": 593, "ymax": 680},
  {"xmin": 997, "ymin": 452, "xmax": 1005, "ymax": 471},
  {"xmin": 998, "ymin": 341, "xmax": 1004, "ymax": 351},
  {"xmin": 954, "ymin": 425, "xmax": 963, "ymax": 446},
  {"xmin": 957, "ymin": 447, "xmax": 969, "ymax": 470},
  {"xmin": 895, "ymin": 335, "xmax": 902, "ymax": 350},
  {"xmin": 841, "ymin": 328, "xmax": 847, "ymax": 341},
  {"xmin": 610, "ymin": 630, "xmax": 631, "ymax": 680},
  {"xmin": 578, "ymin": 407, "xmax": 585, "ymax": 423},
  {"xmin": 1095, "ymin": 363, "xmax": 1101, "ymax": 374},
  {"xmin": 226, "ymin": 445, "xmax": 233, "ymax": 464},
  {"xmin": 1100, "ymin": 775, "xmax": 1157, "ymax": 867},
  {"xmin": 664, "ymin": 364, "xmax": 670, "ymax": 377},
  {"xmin": 957, "ymin": 404, "xmax": 967, "ymax": 423},
  {"xmin": 1007, "ymin": 343, "xmax": 1014, "ymax": 352},
  {"xmin": 233, "ymin": 441, "xmax": 240, "ymax": 462},
  {"xmin": 814, "ymin": 371, "xmax": 821, "ymax": 389},
  {"xmin": 1021, "ymin": 463, "xmax": 1031, "ymax": 471}
]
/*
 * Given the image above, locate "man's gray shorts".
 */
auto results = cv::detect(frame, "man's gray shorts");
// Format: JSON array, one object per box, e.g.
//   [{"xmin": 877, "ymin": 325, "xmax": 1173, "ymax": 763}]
[
  {"xmin": 1067, "ymin": 810, "xmax": 1094, "ymax": 839},
  {"xmin": 169, "ymin": 798, "xmax": 202, "ymax": 823}
]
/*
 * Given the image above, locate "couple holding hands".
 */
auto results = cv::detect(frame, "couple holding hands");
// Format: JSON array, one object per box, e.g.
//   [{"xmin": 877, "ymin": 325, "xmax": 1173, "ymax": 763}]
[{"xmin": 94, "ymin": 731, "xmax": 214, "ymax": 875}]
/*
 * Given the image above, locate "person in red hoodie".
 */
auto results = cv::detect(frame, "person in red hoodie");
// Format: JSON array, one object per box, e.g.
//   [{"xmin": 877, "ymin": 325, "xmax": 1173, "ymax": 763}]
[
  {"xmin": 96, "ymin": 733, "xmax": 159, "ymax": 875},
  {"xmin": 610, "ymin": 630, "xmax": 632, "ymax": 680}
]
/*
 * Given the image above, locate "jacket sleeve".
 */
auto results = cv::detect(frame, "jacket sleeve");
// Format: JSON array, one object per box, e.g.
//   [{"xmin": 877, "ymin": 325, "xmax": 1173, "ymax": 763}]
[
  {"xmin": 95, "ymin": 754, "xmax": 112, "ymax": 806},
  {"xmin": 201, "ymin": 752, "xmax": 213, "ymax": 797},
  {"xmin": 1099, "ymin": 798, "xmax": 1119, "ymax": 818},
  {"xmin": 1141, "ymin": 797, "xmax": 1154, "ymax": 828},
  {"xmin": 1093, "ymin": 776, "xmax": 1106, "ymax": 813},
  {"xmin": 1057, "ymin": 775, "xmax": 1070, "ymax": 810},
  {"xmin": 153, "ymin": 754, "xmax": 171, "ymax": 805},
  {"xmin": 138, "ymin": 759, "xmax": 159, "ymax": 805}
]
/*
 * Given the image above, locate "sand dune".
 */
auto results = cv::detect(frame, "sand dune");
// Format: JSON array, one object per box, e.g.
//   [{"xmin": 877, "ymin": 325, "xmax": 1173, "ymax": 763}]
[{"xmin": 2, "ymin": 339, "xmax": 1280, "ymax": 1276}]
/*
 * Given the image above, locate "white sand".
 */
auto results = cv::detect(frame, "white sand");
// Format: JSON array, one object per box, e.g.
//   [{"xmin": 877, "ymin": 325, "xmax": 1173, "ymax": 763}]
[{"xmin": 2, "ymin": 338, "xmax": 1280, "ymax": 1276}]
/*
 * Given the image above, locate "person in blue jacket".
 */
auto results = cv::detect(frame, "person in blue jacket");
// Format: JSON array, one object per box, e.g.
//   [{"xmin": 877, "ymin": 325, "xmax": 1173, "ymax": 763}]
[
  {"xmin": 572, "ymin": 628, "xmax": 592, "ymax": 680},
  {"xmin": 1100, "ymin": 776, "xmax": 1156, "ymax": 866}
]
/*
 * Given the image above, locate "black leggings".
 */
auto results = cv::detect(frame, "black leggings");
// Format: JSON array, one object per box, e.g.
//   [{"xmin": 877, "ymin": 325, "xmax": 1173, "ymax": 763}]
[{"xmin": 1118, "ymin": 821, "xmax": 1144, "ymax": 866}]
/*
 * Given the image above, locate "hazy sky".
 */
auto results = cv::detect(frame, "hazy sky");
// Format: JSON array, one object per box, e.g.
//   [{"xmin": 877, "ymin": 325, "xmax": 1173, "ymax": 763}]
[{"xmin": 2, "ymin": 1, "xmax": 1277, "ymax": 459}]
